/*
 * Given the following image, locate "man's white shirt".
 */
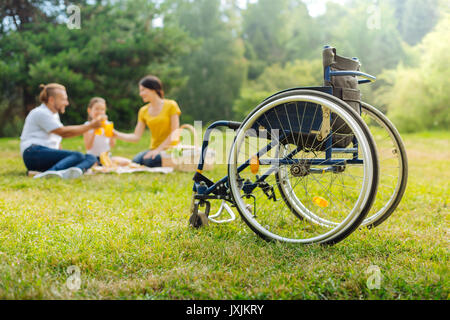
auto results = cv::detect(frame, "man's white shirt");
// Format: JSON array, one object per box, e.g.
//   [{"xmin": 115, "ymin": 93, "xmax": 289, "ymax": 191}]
[{"xmin": 20, "ymin": 104, "xmax": 63, "ymax": 155}]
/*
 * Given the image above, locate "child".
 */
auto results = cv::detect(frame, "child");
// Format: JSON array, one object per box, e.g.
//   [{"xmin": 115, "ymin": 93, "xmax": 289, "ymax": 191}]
[{"xmin": 83, "ymin": 97, "xmax": 131, "ymax": 167}]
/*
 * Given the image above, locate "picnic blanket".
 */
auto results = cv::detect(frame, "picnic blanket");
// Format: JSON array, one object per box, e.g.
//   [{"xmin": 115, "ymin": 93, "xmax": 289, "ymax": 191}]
[{"xmin": 87, "ymin": 163, "xmax": 173, "ymax": 175}]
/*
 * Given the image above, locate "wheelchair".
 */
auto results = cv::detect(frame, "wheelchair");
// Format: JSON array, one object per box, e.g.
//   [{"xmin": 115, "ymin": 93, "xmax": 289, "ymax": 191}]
[{"xmin": 189, "ymin": 46, "xmax": 408, "ymax": 245}]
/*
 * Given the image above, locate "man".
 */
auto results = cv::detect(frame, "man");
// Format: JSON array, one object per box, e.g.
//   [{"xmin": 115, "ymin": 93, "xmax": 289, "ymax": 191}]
[{"xmin": 20, "ymin": 83, "xmax": 105, "ymax": 179}]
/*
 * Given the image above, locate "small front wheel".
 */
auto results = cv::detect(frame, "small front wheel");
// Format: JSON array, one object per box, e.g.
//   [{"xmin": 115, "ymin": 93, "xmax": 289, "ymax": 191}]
[{"xmin": 189, "ymin": 201, "xmax": 210, "ymax": 228}]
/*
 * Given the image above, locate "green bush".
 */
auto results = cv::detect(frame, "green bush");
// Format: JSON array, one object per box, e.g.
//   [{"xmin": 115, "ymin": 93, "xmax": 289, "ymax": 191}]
[
  {"xmin": 233, "ymin": 59, "xmax": 322, "ymax": 120},
  {"xmin": 375, "ymin": 14, "xmax": 450, "ymax": 133},
  {"xmin": 232, "ymin": 88, "xmax": 271, "ymax": 121}
]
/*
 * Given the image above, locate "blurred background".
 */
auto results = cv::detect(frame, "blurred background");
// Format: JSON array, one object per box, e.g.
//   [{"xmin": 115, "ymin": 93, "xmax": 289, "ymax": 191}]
[{"xmin": 0, "ymin": 0, "xmax": 448, "ymax": 136}]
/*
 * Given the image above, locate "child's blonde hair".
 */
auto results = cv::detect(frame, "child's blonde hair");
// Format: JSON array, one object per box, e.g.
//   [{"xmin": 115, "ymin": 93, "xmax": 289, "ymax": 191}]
[{"xmin": 87, "ymin": 97, "xmax": 106, "ymax": 121}]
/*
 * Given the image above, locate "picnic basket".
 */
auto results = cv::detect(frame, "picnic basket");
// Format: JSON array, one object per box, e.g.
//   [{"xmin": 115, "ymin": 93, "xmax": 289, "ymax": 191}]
[{"xmin": 161, "ymin": 124, "xmax": 215, "ymax": 172}]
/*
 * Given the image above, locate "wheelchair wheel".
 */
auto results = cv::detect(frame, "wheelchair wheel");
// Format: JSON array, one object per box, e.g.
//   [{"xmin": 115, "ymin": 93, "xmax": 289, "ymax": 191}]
[
  {"xmin": 228, "ymin": 90, "xmax": 379, "ymax": 245},
  {"xmin": 359, "ymin": 102, "xmax": 408, "ymax": 228}
]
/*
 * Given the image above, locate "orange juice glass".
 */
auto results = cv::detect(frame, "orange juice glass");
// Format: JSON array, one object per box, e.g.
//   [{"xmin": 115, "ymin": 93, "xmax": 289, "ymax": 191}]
[
  {"xmin": 104, "ymin": 122, "xmax": 114, "ymax": 137},
  {"xmin": 94, "ymin": 120, "xmax": 106, "ymax": 135}
]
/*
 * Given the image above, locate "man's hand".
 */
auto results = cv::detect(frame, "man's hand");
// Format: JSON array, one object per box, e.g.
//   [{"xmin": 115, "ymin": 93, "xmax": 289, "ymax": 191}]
[{"xmin": 89, "ymin": 115, "xmax": 108, "ymax": 129}]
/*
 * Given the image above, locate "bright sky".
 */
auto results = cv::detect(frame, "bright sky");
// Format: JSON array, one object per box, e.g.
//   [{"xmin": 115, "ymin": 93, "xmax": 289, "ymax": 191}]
[
  {"xmin": 152, "ymin": 0, "xmax": 350, "ymax": 27},
  {"xmin": 303, "ymin": 0, "xmax": 349, "ymax": 17},
  {"xmin": 235, "ymin": 0, "xmax": 349, "ymax": 17}
]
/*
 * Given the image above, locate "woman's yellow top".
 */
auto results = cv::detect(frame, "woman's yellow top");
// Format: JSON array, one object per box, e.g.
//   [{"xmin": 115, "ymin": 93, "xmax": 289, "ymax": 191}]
[{"xmin": 137, "ymin": 99, "xmax": 181, "ymax": 150}]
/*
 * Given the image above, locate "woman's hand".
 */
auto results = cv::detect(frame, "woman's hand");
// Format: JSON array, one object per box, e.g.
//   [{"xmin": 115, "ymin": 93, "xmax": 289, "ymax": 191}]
[
  {"xmin": 112, "ymin": 121, "xmax": 145, "ymax": 143},
  {"xmin": 109, "ymin": 136, "xmax": 116, "ymax": 148},
  {"xmin": 143, "ymin": 149, "xmax": 161, "ymax": 160}
]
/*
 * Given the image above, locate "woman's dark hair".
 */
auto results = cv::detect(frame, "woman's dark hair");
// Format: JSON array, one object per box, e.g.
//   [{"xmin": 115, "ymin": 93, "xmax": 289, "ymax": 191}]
[{"xmin": 139, "ymin": 75, "xmax": 164, "ymax": 98}]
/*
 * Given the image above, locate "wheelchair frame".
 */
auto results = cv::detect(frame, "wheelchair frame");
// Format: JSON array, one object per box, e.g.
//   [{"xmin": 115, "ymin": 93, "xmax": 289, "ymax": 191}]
[{"xmin": 189, "ymin": 45, "xmax": 405, "ymax": 244}]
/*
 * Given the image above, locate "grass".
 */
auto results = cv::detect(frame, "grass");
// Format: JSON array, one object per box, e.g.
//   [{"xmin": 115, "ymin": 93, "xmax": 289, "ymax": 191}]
[{"xmin": 0, "ymin": 130, "xmax": 448, "ymax": 300}]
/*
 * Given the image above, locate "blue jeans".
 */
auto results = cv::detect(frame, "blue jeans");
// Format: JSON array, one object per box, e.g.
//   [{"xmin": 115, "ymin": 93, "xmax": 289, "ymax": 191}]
[
  {"xmin": 22, "ymin": 145, "xmax": 97, "ymax": 172},
  {"xmin": 132, "ymin": 150, "xmax": 162, "ymax": 168}
]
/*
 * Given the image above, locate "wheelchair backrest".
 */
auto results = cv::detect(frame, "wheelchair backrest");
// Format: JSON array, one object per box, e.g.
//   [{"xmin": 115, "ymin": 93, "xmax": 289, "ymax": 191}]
[{"xmin": 323, "ymin": 46, "xmax": 362, "ymax": 113}]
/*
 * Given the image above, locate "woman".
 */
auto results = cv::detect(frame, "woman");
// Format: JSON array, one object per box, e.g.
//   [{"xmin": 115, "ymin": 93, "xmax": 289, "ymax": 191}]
[{"xmin": 113, "ymin": 75, "xmax": 181, "ymax": 167}]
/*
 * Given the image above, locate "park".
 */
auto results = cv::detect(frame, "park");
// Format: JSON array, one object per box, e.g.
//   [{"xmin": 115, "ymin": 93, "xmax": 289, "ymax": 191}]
[{"xmin": 0, "ymin": 0, "xmax": 448, "ymax": 301}]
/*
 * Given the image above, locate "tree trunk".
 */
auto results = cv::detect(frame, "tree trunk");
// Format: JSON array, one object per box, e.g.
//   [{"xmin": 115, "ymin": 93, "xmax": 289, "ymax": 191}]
[{"xmin": 23, "ymin": 86, "xmax": 36, "ymax": 116}]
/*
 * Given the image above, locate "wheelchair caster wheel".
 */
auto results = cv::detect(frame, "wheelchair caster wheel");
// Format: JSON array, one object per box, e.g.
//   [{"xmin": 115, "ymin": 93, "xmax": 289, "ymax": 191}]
[
  {"xmin": 189, "ymin": 202, "xmax": 210, "ymax": 228},
  {"xmin": 189, "ymin": 211, "xmax": 206, "ymax": 228}
]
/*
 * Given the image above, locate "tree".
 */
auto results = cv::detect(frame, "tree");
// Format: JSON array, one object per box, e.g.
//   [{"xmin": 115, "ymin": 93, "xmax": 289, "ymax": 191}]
[
  {"xmin": 242, "ymin": 0, "xmax": 290, "ymax": 79},
  {"xmin": 315, "ymin": 1, "xmax": 405, "ymax": 76},
  {"xmin": 0, "ymin": 0, "xmax": 69, "ymax": 135},
  {"xmin": 0, "ymin": 0, "xmax": 65, "ymax": 33},
  {"xmin": 375, "ymin": 13, "xmax": 450, "ymax": 132},
  {"xmin": 0, "ymin": 0, "xmax": 190, "ymax": 136},
  {"xmin": 169, "ymin": 0, "xmax": 247, "ymax": 123},
  {"xmin": 388, "ymin": 0, "xmax": 440, "ymax": 46},
  {"xmin": 233, "ymin": 59, "xmax": 322, "ymax": 120},
  {"xmin": 283, "ymin": 0, "xmax": 322, "ymax": 62}
]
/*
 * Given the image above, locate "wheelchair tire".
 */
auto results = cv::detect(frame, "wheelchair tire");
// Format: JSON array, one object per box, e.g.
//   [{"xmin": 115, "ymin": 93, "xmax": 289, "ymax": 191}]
[
  {"xmin": 227, "ymin": 90, "xmax": 379, "ymax": 245},
  {"xmin": 359, "ymin": 102, "xmax": 408, "ymax": 228}
]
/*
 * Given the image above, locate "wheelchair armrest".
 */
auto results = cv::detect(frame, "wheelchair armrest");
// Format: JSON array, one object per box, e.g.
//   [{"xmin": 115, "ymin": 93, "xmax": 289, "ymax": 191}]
[
  {"xmin": 227, "ymin": 121, "xmax": 242, "ymax": 131},
  {"xmin": 329, "ymin": 70, "xmax": 376, "ymax": 84},
  {"xmin": 204, "ymin": 121, "xmax": 242, "ymax": 132}
]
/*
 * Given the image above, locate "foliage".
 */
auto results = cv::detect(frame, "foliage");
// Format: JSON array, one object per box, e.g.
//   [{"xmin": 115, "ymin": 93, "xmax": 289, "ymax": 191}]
[
  {"xmin": 375, "ymin": 14, "xmax": 450, "ymax": 132},
  {"xmin": 388, "ymin": 0, "xmax": 440, "ymax": 46},
  {"xmin": 316, "ymin": 1, "xmax": 406, "ymax": 76},
  {"xmin": 242, "ymin": 0, "xmax": 291, "ymax": 77},
  {"xmin": 0, "ymin": 0, "xmax": 65, "ymax": 33},
  {"xmin": 0, "ymin": 0, "xmax": 190, "ymax": 135},
  {"xmin": 250, "ymin": 59, "xmax": 323, "ymax": 92},
  {"xmin": 242, "ymin": 0, "xmax": 318, "ymax": 79},
  {"xmin": 0, "ymin": 0, "xmax": 448, "ymax": 135},
  {"xmin": 233, "ymin": 59, "xmax": 322, "ymax": 120},
  {"xmin": 168, "ymin": 0, "xmax": 247, "ymax": 123},
  {"xmin": 232, "ymin": 88, "xmax": 270, "ymax": 121}
]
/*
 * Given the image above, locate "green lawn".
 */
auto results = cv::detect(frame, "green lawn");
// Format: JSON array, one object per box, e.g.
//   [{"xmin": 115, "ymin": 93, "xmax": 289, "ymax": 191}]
[{"xmin": 0, "ymin": 131, "xmax": 448, "ymax": 299}]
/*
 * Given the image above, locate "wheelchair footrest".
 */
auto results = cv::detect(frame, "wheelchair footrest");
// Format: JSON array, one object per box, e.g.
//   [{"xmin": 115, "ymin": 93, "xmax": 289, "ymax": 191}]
[{"xmin": 208, "ymin": 201, "xmax": 236, "ymax": 224}]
